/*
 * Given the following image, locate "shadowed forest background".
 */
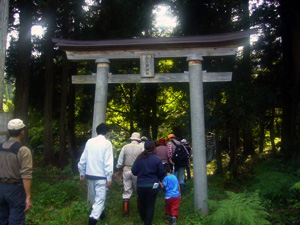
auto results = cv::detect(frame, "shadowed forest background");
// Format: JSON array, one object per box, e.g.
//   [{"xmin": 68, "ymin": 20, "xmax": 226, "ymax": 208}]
[{"xmin": 2, "ymin": 0, "xmax": 300, "ymax": 224}]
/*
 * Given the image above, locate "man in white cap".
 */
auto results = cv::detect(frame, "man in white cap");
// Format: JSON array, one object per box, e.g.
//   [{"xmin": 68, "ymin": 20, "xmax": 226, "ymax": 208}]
[
  {"xmin": 116, "ymin": 132, "xmax": 143, "ymax": 216},
  {"xmin": 0, "ymin": 119, "xmax": 33, "ymax": 224}
]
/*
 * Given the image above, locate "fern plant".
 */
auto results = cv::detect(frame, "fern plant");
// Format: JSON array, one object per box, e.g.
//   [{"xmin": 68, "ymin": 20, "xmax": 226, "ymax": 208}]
[
  {"xmin": 291, "ymin": 182, "xmax": 300, "ymax": 190},
  {"xmin": 290, "ymin": 169, "xmax": 300, "ymax": 191},
  {"xmin": 251, "ymin": 171, "xmax": 297, "ymax": 202},
  {"xmin": 206, "ymin": 191, "xmax": 270, "ymax": 225}
]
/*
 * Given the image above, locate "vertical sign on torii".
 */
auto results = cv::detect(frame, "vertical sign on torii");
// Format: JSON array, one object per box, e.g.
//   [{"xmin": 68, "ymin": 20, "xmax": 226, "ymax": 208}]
[{"xmin": 53, "ymin": 29, "xmax": 255, "ymax": 214}]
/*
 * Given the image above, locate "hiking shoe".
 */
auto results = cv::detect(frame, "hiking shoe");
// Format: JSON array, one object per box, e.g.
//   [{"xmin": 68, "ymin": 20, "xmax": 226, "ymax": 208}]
[
  {"xmin": 100, "ymin": 211, "xmax": 106, "ymax": 220},
  {"xmin": 165, "ymin": 214, "xmax": 171, "ymax": 223},
  {"xmin": 171, "ymin": 216, "xmax": 177, "ymax": 225},
  {"xmin": 89, "ymin": 217, "xmax": 98, "ymax": 225}
]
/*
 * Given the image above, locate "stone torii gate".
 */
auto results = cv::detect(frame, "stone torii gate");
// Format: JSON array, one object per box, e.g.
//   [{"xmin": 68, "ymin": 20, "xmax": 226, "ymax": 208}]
[{"xmin": 53, "ymin": 29, "xmax": 254, "ymax": 214}]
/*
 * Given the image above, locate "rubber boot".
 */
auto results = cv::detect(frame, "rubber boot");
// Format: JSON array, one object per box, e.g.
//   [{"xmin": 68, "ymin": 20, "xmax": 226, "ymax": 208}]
[
  {"xmin": 171, "ymin": 216, "xmax": 177, "ymax": 225},
  {"xmin": 123, "ymin": 199, "xmax": 129, "ymax": 217},
  {"xmin": 89, "ymin": 217, "xmax": 98, "ymax": 225}
]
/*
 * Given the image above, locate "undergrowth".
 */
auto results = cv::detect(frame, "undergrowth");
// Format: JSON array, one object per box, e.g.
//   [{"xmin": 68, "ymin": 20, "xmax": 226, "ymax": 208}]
[
  {"xmin": 206, "ymin": 192, "xmax": 270, "ymax": 225},
  {"xmin": 25, "ymin": 155, "xmax": 300, "ymax": 225}
]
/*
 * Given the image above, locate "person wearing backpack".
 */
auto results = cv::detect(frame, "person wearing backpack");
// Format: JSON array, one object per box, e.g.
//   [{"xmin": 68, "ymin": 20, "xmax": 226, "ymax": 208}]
[
  {"xmin": 181, "ymin": 139, "xmax": 192, "ymax": 181},
  {"xmin": 166, "ymin": 134, "xmax": 179, "ymax": 173},
  {"xmin": 167, "ymin": 134, "xmax": 189, "ymax": 193}
]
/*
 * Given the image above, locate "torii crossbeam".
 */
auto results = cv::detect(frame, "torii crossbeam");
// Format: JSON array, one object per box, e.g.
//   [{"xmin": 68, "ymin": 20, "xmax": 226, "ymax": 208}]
[{"xmin": 53, "ymin": 29, "xmax": 255, "ymax": 215}]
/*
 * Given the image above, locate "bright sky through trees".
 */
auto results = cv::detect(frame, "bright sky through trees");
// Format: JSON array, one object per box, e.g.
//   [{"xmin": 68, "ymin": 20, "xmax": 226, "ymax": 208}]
[
  {"xmin": 31, "ymin": 25, "xmax": 46, "ymax": 37},
  {"xmin": 14, "ymin": 4, "xmax": 177, "ymax": 40},
  {"xmin": 153, "ymin": 5, "xmax": 177, "ymax": 29},
  {"xmin": 152, "ymin": 4, "xmax": 178, "ymax": 36}
]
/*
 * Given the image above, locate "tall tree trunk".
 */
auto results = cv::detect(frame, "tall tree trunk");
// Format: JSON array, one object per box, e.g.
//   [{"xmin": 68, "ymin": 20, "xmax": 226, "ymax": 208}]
[
  {"xmin": 279, "ymin": 0, "xmax": 300, "ymax": 158},
  {"xmin": 229, "ymin": 125, "xmax": 239, "ymax": 177},
  {"xmin": 258, "ymin": 120, "xmax": 265, "ymax": 153},
  {"xmin": 43, "ymin": 11, "xmax": 55, "ymax": 165},
  {"xmin": 215, "ymin": 132, "xmax": 223, "ymax": 175},
  {"xmin": 241, "ymin": 0, "xmax": 254, "ymax": 157},
  {"xmin": 15, "ymin": 0, "xmax": 32, "ymax": 147},
  {"xmin": 242, "ymin": 128, "xmax": 255, "ymax": 156},
  {"xmin": 129, "ymin": 84, "xmax": 134, "ymax": 135},
  {"xmin": 0, "ymin": 0, "xmax": 9, "ymax": 111},
  {"xmin": 140, "ymin": 85, "xmax": 153, "ymax": 138},
  {"xmin": 58, "ymin": 54, "xmax": 69, "ymax": 167},
  {"xmin": 68, "ymin": 63, "xmax": 78, "ymax": 173},
  {"xmin": 151, "ymin": 84, "xmax": 158, "ymax": 140},
  {"xmin": 269, "ymin": 108, "xmax": 276, "ymax": 153}
]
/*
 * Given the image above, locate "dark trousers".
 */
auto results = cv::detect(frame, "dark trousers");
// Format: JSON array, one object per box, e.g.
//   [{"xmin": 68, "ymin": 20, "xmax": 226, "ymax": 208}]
[
  {"xmin": 137, "ymin": 187, "xmax": 159, "ymax": 225},
  {"xmin": 0, "ymin": 182, "xmax": 26, "ymax": 225},
  {"xmin": 186, "ymin": 166, "xmax": 191, "ymax": 180}
]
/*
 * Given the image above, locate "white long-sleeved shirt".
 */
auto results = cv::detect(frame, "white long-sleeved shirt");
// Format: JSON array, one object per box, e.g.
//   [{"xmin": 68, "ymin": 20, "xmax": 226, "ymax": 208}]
[{"xmin": 78, "ymin": 135, "xmax": 114, "ymax": 181}]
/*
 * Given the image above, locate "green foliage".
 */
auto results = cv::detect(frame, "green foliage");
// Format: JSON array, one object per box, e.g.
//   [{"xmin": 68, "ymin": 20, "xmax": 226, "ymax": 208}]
[
  {"xmin": 26, "ymin": 167, "xmax": 89, "ymax": 225},
  {"xmin": 3, "ymin": 99, "xmax": 14, "ymax": 112},
  {"xmin": 34, "ymin": 180, "xmax": 81, "ymax": 208},
  {"xmin": 28, "ymin": 117, "xmax": 45, "ymax": 157},
  {"xmin": 181, "ymin": 212, "xmax": 205, "ymax": 225},
  {"xmin": 290, "ymin": 170, "xmax": 300, "ymax": 191},
  {"xmin": 207, "ymin": 192, "xmax": 270, "ymax": 225},
  {"xmin": 251, "ymin": 171, "xmax": 297, "ymax": 202}
]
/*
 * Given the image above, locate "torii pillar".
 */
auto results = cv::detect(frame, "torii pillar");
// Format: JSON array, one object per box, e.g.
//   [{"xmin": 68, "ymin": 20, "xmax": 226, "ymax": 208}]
[
  {"xmin": 188, "ymin": 55, "xmax": 208, "ymax": 213},
  {"xmin": 92, "ymin": 59, "xmax": 110, "ymax": 137}
]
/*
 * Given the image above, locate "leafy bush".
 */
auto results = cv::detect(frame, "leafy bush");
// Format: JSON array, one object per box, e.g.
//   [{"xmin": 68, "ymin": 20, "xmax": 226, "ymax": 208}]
[
  {"xmin": 291, "ymin": 181, "xmax": 300, "ymax": 189},
  {"xmin": 251, "ymin": 171, "xmax": 297, "ymax": 202},
  {"xmin": 181, "ymin": 212, "xmax": 205, "ymax": 225},
  {"xmin": 26, "ymin": 201, "xmax": 90, "ymax": 225},
  {"xmin": 25, "ymin": 166, "xmax": 89, "ymax": 224},
  {"xmin": 34, "ymin": 180, "xmax": 82, "ymax": 208},
  {"xmin": 206, "ymin": 191, "xmax": 270, "ymax": 225}
]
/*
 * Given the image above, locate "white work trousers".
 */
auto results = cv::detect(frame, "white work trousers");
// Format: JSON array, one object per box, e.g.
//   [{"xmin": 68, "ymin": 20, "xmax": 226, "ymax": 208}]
[
  {"xmin": 87, "ymin": 179, "xmax": 107, "ymax": 220},
  {"xmin": 122, "ymin": 170, "xmax": 137, "ymax": 199}
]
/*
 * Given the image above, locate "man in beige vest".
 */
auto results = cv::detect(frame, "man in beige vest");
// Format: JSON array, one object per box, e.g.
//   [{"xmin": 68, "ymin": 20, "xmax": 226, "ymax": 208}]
[
  {"xmin": 0, "ymin": 119, "xmax": 33, "ymax": 224},
  {"xmin": 116, "ymin": 132, "xmax": 143, "ymax": 216}
]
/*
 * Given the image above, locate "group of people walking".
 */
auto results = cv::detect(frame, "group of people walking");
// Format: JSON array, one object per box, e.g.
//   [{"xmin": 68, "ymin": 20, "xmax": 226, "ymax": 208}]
[
  {"xmin": 0, "ymin": 119, "xmax": 192, "ymax": 225},
  {"xmin": 78, "ymin": 123, "xmax": 192, "ymax": 225}
]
